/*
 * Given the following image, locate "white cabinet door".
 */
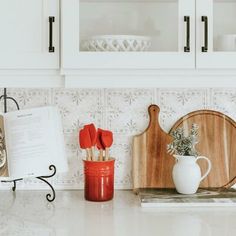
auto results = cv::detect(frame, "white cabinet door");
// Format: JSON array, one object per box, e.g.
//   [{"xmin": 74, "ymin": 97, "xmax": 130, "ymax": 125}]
[
  {"xmin": 62, "ymin": 0, "xmax": 195, "ymax": 70},
  {"xmin": 196, "ymin": 0, "xmax": 236, "ymax": 69},
  {"xmin": 0, "ymin": 0, "xmax": 59, "ymax": 69}
]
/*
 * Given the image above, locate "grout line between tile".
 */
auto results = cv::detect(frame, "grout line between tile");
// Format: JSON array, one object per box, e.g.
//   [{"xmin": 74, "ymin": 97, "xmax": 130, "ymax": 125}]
[
  {"xmin": 50, "ymin": 88, "xmax": 54, "ymax": 105},
  {"xmin": 155, "ymin": 88, "xmax": 159, "ymax": 105},
  {"xmin": 102, "ymin": 88, "xmax": 107, "ymax": 129},
  {"xmin": 206, "ymin": 88, "xmax": 212, "ymax": 109}
]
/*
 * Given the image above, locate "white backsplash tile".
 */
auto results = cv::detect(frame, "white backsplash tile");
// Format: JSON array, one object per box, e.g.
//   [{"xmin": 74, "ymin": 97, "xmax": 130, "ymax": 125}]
[
  {"xmin": 0, "ymin": 88, "xmax": 234, "ymax": 190},
  {"xmin": 53, "ymin": 89, "xmax": 104, "ymax": 134},
  {"xmin": 3, "ymin": 89, "xmax": 50, "ymax": 112},
  {"xmin": 210, "ymin": 88, "xmax": 236, "ymax": 120},
  {"xmin": 106, "ymin": 89, "xmax": 154, "ymax": 135},
  {"xmin": 111, "ymin": 135, "xmax": 132, "ymax": 189},
  {"xmin": 158, "ymin": 88, "xmax": 208, "ymax": 131}
]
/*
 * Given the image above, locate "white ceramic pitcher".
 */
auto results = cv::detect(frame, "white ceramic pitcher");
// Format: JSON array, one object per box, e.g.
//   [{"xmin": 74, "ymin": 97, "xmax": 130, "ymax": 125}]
[{"xmin": 172, "ymin": 155, "xmax": 212, "ymax": 194}]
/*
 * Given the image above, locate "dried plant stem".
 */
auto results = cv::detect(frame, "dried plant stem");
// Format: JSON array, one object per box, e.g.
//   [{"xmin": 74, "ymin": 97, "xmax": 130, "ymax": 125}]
[{"xmin": 167, "ymin": 124, "xmax": 199, "ymax": 156}]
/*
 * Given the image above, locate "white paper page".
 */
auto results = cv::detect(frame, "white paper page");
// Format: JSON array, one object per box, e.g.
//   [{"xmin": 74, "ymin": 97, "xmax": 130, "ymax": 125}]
[{"xmin": 4, "ymin": 106, "xmax": 67, "ymax": 179}]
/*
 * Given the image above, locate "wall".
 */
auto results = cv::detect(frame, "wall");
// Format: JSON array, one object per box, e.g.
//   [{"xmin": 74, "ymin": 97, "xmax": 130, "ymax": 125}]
[{"xmin": 0, "ymin": 88, "xmax": 235, "ymax": 189}]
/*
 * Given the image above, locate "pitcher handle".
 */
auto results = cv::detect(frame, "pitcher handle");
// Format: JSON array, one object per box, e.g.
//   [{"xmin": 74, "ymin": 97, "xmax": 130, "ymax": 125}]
[{"xmin": 196, "ymin": 156, "xmax": 212, "ymax": 182}]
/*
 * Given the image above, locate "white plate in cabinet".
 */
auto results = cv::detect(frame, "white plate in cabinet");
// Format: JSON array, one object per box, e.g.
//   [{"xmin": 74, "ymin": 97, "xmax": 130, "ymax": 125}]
[
  {"xmin": 61, "ymin": 0, "xmax": 195, "ymax": 70},
  {"xmin": 196, "ymin": 0, "xmax": 236, "ymax": 69},
  {"xmin": 0, "ymin": 0, "xmax": 59, "ymax": 69}
]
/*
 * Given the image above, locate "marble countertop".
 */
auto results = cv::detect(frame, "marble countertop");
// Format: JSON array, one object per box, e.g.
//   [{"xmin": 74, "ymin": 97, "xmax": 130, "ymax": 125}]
[{"xmin": 1, "ymin": 190, "xmax": 236, "ymax": 236}]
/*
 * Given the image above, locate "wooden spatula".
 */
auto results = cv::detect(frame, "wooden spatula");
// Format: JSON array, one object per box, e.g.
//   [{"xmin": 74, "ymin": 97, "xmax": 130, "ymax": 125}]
[
  {"xmin": 97, "ymin": 128, "xmax": 105, "ymax": 161},
  {"xmin": 101, "ymin": 130, "xmax": 113, "ymax": 161},
  {"xmin": 84, "ymin": 124, "xmax": 97, "ymax": 161},
  {"xmin": 79, "ymin": 128, "xmax": 92, "ymax": 161}
]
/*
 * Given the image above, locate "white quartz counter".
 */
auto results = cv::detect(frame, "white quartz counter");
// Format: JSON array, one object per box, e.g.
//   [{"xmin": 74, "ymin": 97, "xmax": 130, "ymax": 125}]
[{"xmin": 1, "ymin": 190, "xmax": 236, "ymax": 235}]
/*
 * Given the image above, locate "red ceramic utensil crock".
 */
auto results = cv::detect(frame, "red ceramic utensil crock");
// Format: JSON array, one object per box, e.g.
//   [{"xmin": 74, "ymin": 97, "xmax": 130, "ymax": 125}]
[{"xmin": 83, "ymin": 159, "xmax": 115, "ymax": 201}]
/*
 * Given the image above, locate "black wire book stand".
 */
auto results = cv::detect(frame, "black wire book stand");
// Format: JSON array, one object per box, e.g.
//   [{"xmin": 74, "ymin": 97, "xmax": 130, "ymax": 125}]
[{"xmin": 0, "ymin": 88, "xmax": 56, "ymax": 202}]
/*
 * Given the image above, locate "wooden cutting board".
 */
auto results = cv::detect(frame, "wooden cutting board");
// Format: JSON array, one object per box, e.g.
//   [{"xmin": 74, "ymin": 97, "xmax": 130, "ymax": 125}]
[
  {"xmin": 133, "ymin": 105, "xmax": 175, "ymax": 192},
  {"xmin": 170, "ymin": 110, "xmax": 236, "ymax": 188}
]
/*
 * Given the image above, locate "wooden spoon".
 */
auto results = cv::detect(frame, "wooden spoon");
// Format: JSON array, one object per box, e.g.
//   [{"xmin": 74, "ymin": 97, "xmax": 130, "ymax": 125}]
[
  {"xmin": 84, "ymin": 124, "xmax": 97, "ymax": 161},
  {"xmin": 101, "ymin": 130, "xmax": 113, "ymax": 161},
  {"xmin": 97, "ymin": 128, "xmax": 105, "ymax": 161},
  {"xmin": 79, "ymin": 128, "xmax": 92, "ymax": 161}
]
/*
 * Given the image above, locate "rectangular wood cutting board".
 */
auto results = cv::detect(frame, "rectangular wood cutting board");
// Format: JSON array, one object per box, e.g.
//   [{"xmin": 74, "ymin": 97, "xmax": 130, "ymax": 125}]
[{"xmin": 132, "ymin": 105, "xmax": 175, "ymax": 192}]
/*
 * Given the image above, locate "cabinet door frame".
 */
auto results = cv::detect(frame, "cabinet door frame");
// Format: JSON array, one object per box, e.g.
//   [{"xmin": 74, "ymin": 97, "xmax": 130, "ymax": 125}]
[
  {"xmin": 0, "ymin": 0, "xmax": 59, "ymax": 69},
  {"xmin": 196, "ymin": 0, "xmax": 236, "ymax": 69},
  {"xmin": 62, "ymin": 0, "xmax": 195, "ymax": 70}
]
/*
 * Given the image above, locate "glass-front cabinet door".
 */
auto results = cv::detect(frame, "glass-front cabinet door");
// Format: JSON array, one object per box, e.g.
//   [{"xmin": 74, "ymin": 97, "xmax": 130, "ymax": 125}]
[
  {"xmin": 62, "ymin": 0, "xmax": 195, "ymax": 70},
  {"xmin": 197, "ymin": 0, "xmax": 236, "ymax": 68}
]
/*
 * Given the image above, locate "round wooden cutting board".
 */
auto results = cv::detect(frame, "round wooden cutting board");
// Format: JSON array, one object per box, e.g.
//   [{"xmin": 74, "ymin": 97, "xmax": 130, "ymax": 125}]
[{"xmin": 170, "ymin": 110, "xmax": 236, "ymax": 188}]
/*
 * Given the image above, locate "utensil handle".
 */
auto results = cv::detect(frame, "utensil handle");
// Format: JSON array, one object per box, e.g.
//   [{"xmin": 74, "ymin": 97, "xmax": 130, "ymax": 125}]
[
  {"xmin": 105, "ymin": 148, "xmax": 109, "ymax": 161},
  {"xmin": 201, "ymin": 16, "xmax": 208, "ymax": 52},
  {"xmin": 99, "ymin": 150, "xmax": 103, "ymax": 161},
  {"xmin": 91, "ymin": 147, "xmax": 95, "ymax": 161},
  {"xmin": 49, "ymin": 16, "xmax": 55, "ymax": 53},
  {"xmin": 86, "ymin": 149, "xmax": 91, "ymax": 161},
  {"xmin": 184, "ymin": 16, "xmax": 190, "ymax": 52},
  {"xmin": 196, "ymin": 156, "xmax": 212, "ymax": 181}
]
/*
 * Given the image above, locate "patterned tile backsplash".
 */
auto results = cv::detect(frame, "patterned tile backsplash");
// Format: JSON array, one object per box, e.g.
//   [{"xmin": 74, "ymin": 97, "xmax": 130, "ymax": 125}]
[{"xmin": 0, "ymin": 88, "xmax": 235, "ymax": 190}]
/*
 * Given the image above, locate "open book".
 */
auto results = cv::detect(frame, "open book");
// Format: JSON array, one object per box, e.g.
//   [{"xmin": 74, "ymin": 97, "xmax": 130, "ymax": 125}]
[{"xmin": 0, "ymin": 106, "xmax": 68, "ymax": 180}]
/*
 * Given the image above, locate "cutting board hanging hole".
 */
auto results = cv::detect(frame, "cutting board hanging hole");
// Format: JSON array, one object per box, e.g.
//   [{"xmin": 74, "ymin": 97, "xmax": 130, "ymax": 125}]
[{"xmin": 148, "ymin": 105, "xmax": 161, "ymax": 129}]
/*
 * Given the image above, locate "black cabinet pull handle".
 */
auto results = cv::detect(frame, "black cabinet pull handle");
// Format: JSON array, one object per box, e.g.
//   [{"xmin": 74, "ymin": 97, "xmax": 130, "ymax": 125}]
[
  {"xmin": 201, "ymin": 16, "xmax": 208, "ymax": 52},
  {"xmin": 49, "ymin": 16, "xmax": 55, "ymax": 53},
  {"xmin": 184, "ymin": 16, "xmax": 190, "ymax": 52}
]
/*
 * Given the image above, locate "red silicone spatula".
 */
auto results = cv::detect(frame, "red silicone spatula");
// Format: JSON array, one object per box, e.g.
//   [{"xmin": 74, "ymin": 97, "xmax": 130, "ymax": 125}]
[
  {"xmin": 79, "ymin": 128, "xmax": 92, "ymax": 161},
  {"xmin": 101, "ymin": 130, "xmax": 113, "ymax": 161},
  {"xmin": 97, "ymin": 128, "xmax": 105, "ymax": 161},
  {"xmin": 84, "ymin": 124, "xmax": 97, "ymax": 161}
]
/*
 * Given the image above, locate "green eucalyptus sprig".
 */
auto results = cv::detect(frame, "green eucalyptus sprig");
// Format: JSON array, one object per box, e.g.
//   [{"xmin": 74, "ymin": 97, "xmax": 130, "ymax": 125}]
[{"xmin": 167, "ymin": 124, "xmax": 199, "ymax": 157}]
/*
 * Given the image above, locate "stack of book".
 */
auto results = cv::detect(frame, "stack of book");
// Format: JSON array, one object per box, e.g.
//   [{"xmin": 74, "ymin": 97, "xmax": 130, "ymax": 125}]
[{"xmin": 139, "ymin": 188, "xmax": 236, "ymax": 207}]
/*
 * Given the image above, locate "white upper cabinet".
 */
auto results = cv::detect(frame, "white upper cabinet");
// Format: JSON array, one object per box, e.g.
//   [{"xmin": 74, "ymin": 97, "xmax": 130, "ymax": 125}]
[
  {"xmin": 62, "ymin": 0, "xmax": 195, "ymax": 70},
  {"xmin": 0, "ymin": 0, "xmax": 59, "ymax": 69},
  {"xmin": 196, "ymin": 0, "xmax": 236, "ymax": 69},
  {"xmin": 0, "ymin": 0, "xmax": 236, "ymax": 79}
]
